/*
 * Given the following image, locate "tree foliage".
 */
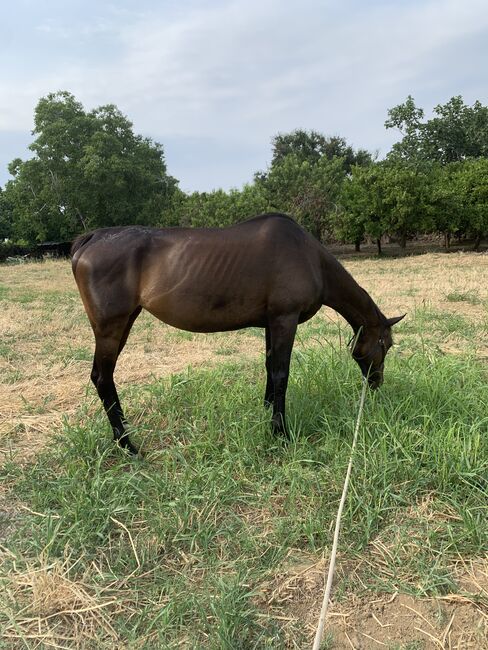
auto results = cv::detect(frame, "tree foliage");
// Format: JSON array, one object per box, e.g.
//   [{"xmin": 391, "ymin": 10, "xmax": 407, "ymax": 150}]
[
  {"xmin": 386, "ymin": 95, "xmax": 488, "ymax": 164},
  {"xmin": 4, "ymin": 91, "xmax": 178, "ymax": 243},
  {"xmin": 179, "ymin": 184, "xmax": 268, "ymax": 229},
  {"xmin": 453, "ymin": 158, "xmax": 488, "ymax": 248},
  {"xmin": 336, "ymin": 161, "xmax": 433, "ymax": 251},
  {"xmin": 0, "ymin": 187, "xmax": 14, "ymax": 240},
  {"xmin": 256, "ymin": 130, "xmax": 371, "ymax": 241},
  {"xmin": 1, "ymin": 93, "xmax": 487, "ymax": 252},
  {"xmin": 270, "ymin": 129, "xmax": 371, "ymax": 171}
]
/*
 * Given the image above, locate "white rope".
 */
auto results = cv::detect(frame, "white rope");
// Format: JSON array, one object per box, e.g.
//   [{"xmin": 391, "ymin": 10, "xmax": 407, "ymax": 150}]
[{"xmin": 312, "ymin": 378, "xmax": 368, "ymax": 650}]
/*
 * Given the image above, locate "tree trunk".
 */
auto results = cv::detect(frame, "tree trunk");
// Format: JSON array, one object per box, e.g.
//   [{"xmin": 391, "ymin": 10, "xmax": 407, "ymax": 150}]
[
  {"xmin": 444, "ymin": 232, "xmax": 451, "ymax": 249},
  {"xmin": 354, "ymin": 239, "xmax": 361, "ymax": 252},
  {"xmin": 473, "ymin": 233, "xmax": 482, "ymax": 251},
  {"xmin": 399, "ymin": 233, "xmax": 407, "ymax": 249},
  {"xmin": 376, "ymin": 238, "xmax": 382, "ymax": 256}
]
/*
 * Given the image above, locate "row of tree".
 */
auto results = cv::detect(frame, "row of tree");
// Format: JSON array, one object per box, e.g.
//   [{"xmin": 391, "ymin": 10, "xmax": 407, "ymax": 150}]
[{"xmin": 1, "ymin": 91, "xmax": 487, "ymax": 251}]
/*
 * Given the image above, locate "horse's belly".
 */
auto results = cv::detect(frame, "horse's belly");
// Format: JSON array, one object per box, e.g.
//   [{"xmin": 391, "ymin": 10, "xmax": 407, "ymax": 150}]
[{"xmin": 143, "ymin": 292, "xmax": 267, "ymax": 333}]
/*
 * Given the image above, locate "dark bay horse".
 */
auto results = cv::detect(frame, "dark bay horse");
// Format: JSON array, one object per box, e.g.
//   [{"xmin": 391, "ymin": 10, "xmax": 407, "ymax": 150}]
[{"xmin": 71, "ymin": 213, "xmax": 404, "ymax": 454}]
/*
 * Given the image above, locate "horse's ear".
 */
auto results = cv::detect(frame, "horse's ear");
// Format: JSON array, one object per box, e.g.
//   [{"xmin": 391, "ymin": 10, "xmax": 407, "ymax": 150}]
[{"xmin": 386, "ymin": 314, "xmax": 406, "ymax": 327}]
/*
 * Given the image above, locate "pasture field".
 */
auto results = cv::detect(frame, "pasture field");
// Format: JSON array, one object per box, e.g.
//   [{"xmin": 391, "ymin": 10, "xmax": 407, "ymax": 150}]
[{"xmin": 0, "ymin": 253, "xmax": 487, "ymax": 649}]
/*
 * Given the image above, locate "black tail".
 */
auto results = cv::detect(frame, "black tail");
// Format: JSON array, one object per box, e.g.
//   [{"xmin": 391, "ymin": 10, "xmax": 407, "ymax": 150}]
[{"xmin": 70, "ymin": 231, "xmax": 96, "ymax": 258}]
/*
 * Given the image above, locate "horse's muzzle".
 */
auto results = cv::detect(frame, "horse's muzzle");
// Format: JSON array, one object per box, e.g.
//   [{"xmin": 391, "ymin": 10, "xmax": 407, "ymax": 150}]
[{"xmin": 367, "ymin": 371, "xmax": 384, "ymax": 390}]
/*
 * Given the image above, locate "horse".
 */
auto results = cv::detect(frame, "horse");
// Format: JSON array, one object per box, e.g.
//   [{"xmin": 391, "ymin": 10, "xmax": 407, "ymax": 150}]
[{"xmin": 71, "ymin": 213, "xmax": 404, "ymax": 454}]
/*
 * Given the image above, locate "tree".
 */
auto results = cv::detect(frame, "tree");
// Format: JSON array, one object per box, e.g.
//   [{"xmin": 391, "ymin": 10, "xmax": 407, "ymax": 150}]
[
  {"xmin": 386, "ymin": 95, "xmax": 488, "ymax": 164},
  {"xmin": 178, "ymin": 183, "xmax": 269, "ymax": 229},
  {"xmin": 424, "ymin": 97, "xmax": 488, "ymax": 163},
  {"xmin": 427, "ymin": 163, "xmax": 463, "ymax": 248},
  {"xmin": 385, "ymin": 95, "xmax": 425, "ymax": 161},
  {"xmin": 270, "ymin": 129, "xmax": 371, "ymax": 171},
  {"xmin": 336, "ymin": 165, "xmax": 375, "ymax": 252},
  {"xmin": 335, "ymin": 161, "xmax": 434, "ymax": 253},
  {"xmin": 6, "ymin": 91, "xmax": 178, "ymax": 243},
  {"xmin": 0, "ymin": 187, "xmax": 14, "ymax": 240},
  {"xmin": 256, "ymin": 130, "xmax": 372, "ymax": 241},
  {"xmin": 453, "ymin": 158, "xmax": 488, "ymax": 249},
  {"xmin": 379, "ymin": 162, "xmax": 433, "ymax": 249},
  {"xmin": 335, "ymin": 163, "xmax": 390, "ymax": 254},
  {"xmin": 256, "ymin": 154, "xmax": 346, "ymax": 240},
  {"xmin": 179, "ymin": 189, "xmax": 234, "ymax": 228}
]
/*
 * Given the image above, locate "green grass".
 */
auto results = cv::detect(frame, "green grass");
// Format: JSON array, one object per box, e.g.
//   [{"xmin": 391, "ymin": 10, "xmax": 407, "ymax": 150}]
[
  {"xmin": 1, "ymin": 343, "xmax": 487, "ymax": 647},
  {"xmin": 446, "ymin": 290, "xmax": 481, "ymax": 305}
]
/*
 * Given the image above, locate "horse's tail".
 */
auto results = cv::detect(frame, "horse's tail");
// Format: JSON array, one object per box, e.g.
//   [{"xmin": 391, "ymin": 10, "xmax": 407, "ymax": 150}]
[
  {"xmin": 70, "ymin": 231, "xmax": 96, "ymax": 258},
  {"xmin": 71, "ymin": 231, "xmax": 99, "ymax": 277}
]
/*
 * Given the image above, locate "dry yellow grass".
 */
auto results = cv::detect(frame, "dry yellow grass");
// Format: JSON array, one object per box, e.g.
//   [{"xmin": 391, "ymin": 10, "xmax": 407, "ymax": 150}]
[
  {"xmin": 1, "ymin": 551, "xmax": 123, "ymax": 648},
  {"xmin": 345, "ymin": 252, "xmax": 488, "ymax": 324}
]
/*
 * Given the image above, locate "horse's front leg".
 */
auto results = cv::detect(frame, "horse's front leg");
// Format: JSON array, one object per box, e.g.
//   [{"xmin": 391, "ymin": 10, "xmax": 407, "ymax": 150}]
[
  {"xmin": 267, "ymin": 314, "xmax": 298, "ymax": 436},
  {"xmin": 264, "ymin": 325, "xmax": 274, "ymax": 408}
]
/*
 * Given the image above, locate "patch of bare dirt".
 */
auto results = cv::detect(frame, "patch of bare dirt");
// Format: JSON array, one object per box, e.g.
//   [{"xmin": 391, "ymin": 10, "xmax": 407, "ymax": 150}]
[{"xmin": 256, "ymin": 553, "xmax": 488, "ymax": 649}]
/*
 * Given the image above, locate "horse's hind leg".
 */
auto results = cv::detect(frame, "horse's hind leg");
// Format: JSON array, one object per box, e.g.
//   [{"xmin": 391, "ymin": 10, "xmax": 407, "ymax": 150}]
[{"xmin": 91, "ymin": 309, "xmax": 141, "ymax": 454}]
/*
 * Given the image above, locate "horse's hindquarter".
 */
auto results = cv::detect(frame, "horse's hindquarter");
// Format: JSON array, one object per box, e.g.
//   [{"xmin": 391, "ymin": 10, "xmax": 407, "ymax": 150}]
[{"xmin": 140, "ymin": 218, "xmax": 323, "ymax": 332}]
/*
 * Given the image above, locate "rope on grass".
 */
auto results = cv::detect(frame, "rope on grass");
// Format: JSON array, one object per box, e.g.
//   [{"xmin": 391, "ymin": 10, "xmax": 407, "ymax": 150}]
[{"xmin": 312, "ymin": 378, "xmax": 368, "ymax": 650}]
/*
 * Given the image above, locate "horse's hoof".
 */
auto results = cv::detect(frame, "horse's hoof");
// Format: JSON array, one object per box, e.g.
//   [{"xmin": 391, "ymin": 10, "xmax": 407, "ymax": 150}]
[
  {"xmin": 271, "ymin": 420, "xmax": 289, "ymax": 439},
  {"xmin": 118, "ymin": 438, "xmax": 139, "ymax": 456}
]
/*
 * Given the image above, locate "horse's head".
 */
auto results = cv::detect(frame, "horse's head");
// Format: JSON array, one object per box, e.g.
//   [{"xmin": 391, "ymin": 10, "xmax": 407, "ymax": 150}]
[{"xmin": 350, "ymin": 314, "xmax": 405, "ymax": 389}]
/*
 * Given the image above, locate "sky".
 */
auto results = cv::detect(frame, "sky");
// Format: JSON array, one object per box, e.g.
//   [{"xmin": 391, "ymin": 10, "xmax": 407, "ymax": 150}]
[{"xmin": 1, "ymin": 0, "xmax": 487, "ymax": 192}]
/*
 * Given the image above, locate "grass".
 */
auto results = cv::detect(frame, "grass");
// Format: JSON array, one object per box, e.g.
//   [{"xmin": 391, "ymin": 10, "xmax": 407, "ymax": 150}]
[
  {"xmin": 446, "ymin": 290, "xmax": 481, "ymax": 305},
  {"xmin": 0, "ymin": 254, "xmax": 487, "ymax": 648},
  {"xmin": 1, "ymin": 346, "xmax": 487, "ymax": 647}
]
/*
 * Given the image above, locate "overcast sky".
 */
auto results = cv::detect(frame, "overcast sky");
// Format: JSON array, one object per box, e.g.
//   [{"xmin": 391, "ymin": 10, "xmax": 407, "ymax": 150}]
[{"xmin": 1, "ymin": 0, "xmax": 487, "ymax": 191}]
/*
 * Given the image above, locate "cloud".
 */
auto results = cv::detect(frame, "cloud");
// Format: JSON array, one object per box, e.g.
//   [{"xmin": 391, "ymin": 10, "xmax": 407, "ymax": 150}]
[
  {"xmin": 87, "ymin": 0, "xmax": 488, "ymax": 140},
  {"xmin": 1, "ymin": 0, "xmax": 487, "ymax": 188}
]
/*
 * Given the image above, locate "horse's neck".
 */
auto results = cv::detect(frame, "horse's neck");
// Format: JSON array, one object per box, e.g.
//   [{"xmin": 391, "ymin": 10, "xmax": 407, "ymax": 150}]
[{"xmin": 321, "ymin": 253, "xmax": 381, "ymax": 332}]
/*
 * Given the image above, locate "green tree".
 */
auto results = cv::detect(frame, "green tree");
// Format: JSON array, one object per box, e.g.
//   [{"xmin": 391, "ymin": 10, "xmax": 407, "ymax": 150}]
[
  {"xmin": 256, "ymin": 130, "xmax": 371, "ymax": 241},
  {"xmin": 336, "ymin": 164, "xmax": 376, "ymax": 252},
  {"xmin": 453, "ymin": 158, "xmax": 488, "ymax": 249},
  {"xmin": 179, "ymin": 189, "xmax": 234, "ymax": 228},
  {"xmin": 6, "ymin": 91, "xmax": 178, "ymax": 243},
  {"xmin": 256, "ymin": 154, "xmax": 346, "ymax": 240},
  {"xmin": 427, "ymin": 163, "xmax": 463, "ymax": 248},
  {"xmin": 335, "ymin": 163, "xmax": 391, "ymax": 254},
  {"xmin": 335, "ymin": 161, "xmax": 434, "ymax": 253},
  {"xmin": 386, "ymin": 95, "xmax": 488, "ymax": 164},
  {"xmin": 5, "ymin": 157, "xmax": 67, "ymax": 242},
  {"xmin": 0, "ymin": 187, "xmax": 13, "ymax": 240},
  {"xmin": 379, "ymin": 162, "xmax": 433, "ymax": 248},
  {"xmin": 270, "ymin": 129, "xmax": 371, "ymax": 171},
  {"xmin": 178, "ymin": 183, "xmax": 268, "ymax": 229},
  {"xmin": 384, "ymin": 95, "xmax": 426, "ymax": 161},
  {"xmin": 228, "ymin": 183, "xmax": 269, "ymax": 221}
]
